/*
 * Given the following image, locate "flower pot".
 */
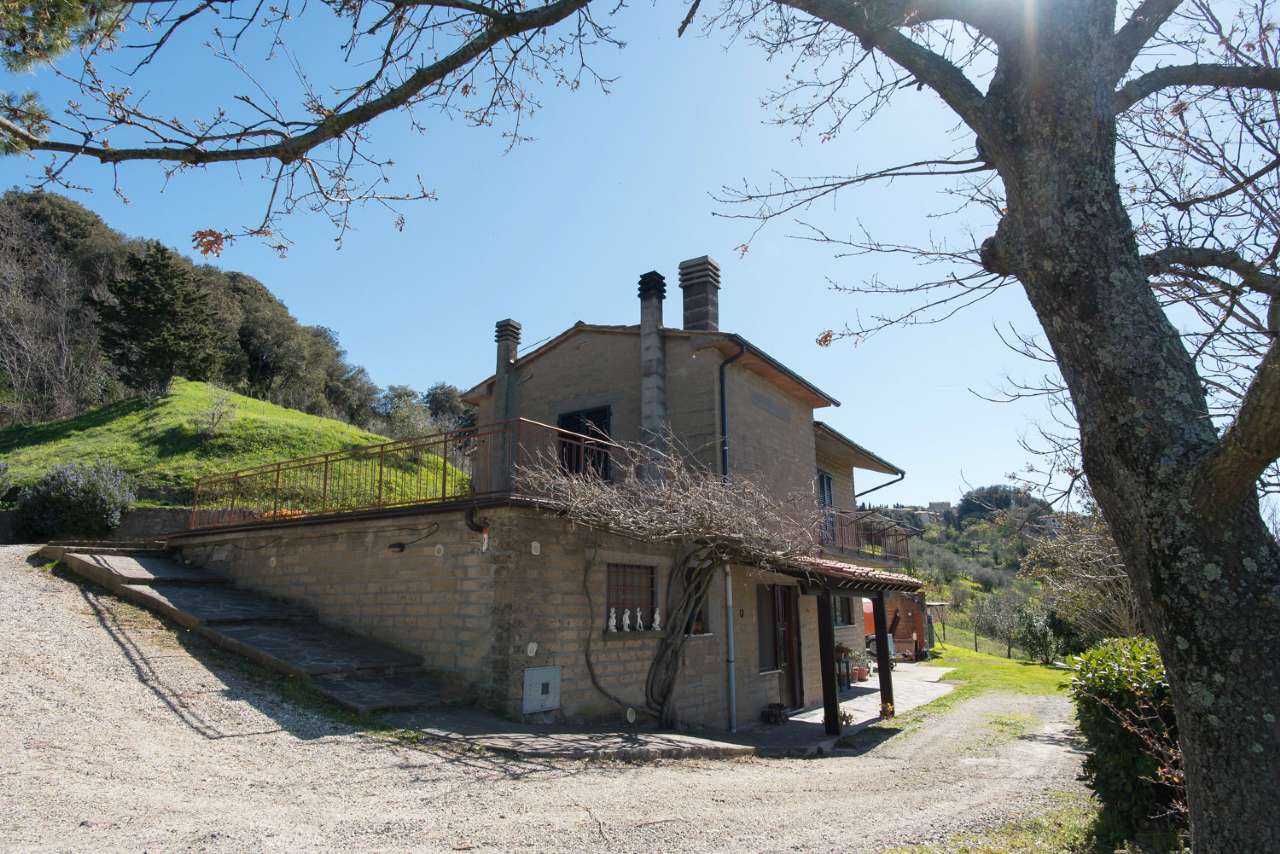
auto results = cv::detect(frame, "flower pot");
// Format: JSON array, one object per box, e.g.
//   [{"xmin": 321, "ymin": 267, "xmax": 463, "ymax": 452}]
[{"xmin": 853, "ymin": 666, "xmax": 870, "ymax": 682}]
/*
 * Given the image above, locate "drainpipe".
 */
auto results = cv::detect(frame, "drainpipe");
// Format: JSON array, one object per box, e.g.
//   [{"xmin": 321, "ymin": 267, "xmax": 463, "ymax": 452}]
[
  {"xmin": 854, "ymin": 471, "xmax": 905, "ymax": 500},
  {"xmin": 717, "ymin": 343, "xmax": 746, "ymax": 479},
  {"xmin": 724, "ymin": 564, "xmax": 737, "ymax": 732}
]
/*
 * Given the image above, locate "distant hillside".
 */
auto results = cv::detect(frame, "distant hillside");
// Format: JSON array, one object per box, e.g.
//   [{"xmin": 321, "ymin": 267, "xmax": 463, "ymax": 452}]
[{"xmin": 0, "ymin": 380, "xmax": 389, "ymax": 504}]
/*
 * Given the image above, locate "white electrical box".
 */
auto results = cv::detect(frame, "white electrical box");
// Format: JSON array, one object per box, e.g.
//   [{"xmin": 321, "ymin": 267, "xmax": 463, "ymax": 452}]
[{"xmin": 522, "ymin": 665, "xmax": 561, "ymax": 714}]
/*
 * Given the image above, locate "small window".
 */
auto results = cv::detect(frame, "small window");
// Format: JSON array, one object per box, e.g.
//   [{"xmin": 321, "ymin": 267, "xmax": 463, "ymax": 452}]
[
  {"xmin": 606, "ymin": 563, "xmax": 655, "ymax": 628},
  {"xmin": 833, "ymin": 595, "xmax": 854, "ymax": 627},
  {"xmin": 757, "ymin": 584, "xmax": 779, "ymax": 671}
]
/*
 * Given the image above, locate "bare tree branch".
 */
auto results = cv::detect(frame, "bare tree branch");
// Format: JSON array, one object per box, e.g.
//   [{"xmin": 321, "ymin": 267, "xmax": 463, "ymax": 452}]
[
  {"xmin": 1195, "ymin": 340, "xmax": 1280, "ymax": 514},
  {"xmin": 1116, "ymin": 63, "xmax": 1280, "ymax": 113},
  {"xmin": 772, "ymin": 0, "xmax": 990, "ymax": 134},
  {"xmin": 1110, "ymin": 0, "xmax": 1187, "ymax": 81}
]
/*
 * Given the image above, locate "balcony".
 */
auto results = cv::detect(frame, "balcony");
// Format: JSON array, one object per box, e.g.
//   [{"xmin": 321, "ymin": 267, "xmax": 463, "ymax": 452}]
[
  {"xmin": 189, "ymin": 418, "xmax": 607, "ymax": 530},
  {"xmin": 819, "ymin": 509, "xmax": 912, "ymax": 566}
]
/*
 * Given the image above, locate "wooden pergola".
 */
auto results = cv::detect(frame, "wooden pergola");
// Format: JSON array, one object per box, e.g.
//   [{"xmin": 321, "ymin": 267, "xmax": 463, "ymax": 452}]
[{"xmin": 781, "ymin": 557, "xmax": 924, "ymax": 735}]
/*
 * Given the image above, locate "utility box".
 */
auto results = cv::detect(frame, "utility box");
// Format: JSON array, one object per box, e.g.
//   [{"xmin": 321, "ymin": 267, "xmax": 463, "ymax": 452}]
[{"xmin": 522, "ymin": 666, "xmax": 561, "ymax": 714}]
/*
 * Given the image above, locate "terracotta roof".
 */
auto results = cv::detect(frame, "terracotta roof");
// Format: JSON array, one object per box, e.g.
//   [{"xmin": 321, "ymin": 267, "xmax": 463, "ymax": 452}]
[{"xmin": 786, "ymin": 555, "xmax": 923, "ymax": 593}]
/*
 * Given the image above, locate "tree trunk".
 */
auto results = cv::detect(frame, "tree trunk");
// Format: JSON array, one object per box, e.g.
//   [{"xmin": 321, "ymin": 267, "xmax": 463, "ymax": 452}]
[{"xmin": 979, "ymin": 5, "xmax": 1280, "ymax": 848}]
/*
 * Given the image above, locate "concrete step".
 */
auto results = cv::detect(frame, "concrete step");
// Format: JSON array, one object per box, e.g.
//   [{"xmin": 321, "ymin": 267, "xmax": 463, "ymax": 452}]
[
  {"xmin": 51, "ymin": 546, "xmax": 442, "ymax": 716},
  {"xmin": 312, "ymin": 672, "xmax": 445, "ymax": 715},
  {"xmin": 199, "ymin": 620, "xmax": 423, "ymax": 680},
  {"xmin": 59, "ymin": 551, "xmax": 224, "ymax": 589},
  {"xmin": 40, "ymin": 543, "xmax": 168, "ymax": 562},
  {"xmin": 120, "ymin": 583, "xmax": 309, "ymax": 630}
]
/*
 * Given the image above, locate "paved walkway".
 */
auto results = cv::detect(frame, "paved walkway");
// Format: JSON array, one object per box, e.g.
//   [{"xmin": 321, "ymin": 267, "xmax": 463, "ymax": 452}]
[{"xmin": 386, "ymin": 663, "xmax": 953, "ymax": 760}]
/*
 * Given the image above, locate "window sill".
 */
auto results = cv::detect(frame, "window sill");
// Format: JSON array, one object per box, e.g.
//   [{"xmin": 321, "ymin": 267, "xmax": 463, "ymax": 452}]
[
  {"xmin": 602, "ymin": 630, "xmax": 663, "ymax": 640},
  {"xmin": 757, "ymin": 668, "xmax": 783, "ymax": 676},
  {"xmin": 684, "ymin": 633, "xmax": 714, "ymax": 640}
]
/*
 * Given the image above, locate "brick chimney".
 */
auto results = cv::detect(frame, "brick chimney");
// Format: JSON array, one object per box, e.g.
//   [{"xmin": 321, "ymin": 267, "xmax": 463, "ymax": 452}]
[
  {"xmin": 638, "ymin": 271, "xmax": 667, "ymax": 443},
  {"xmin": 678, "ymin": 255, "xmax": 720, "ymax": 331}
]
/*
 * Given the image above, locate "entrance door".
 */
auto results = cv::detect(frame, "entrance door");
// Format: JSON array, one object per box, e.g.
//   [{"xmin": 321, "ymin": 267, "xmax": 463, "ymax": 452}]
[{"xmin": 776, "ymin": 585, "xmax": 804, "ymax": 708}]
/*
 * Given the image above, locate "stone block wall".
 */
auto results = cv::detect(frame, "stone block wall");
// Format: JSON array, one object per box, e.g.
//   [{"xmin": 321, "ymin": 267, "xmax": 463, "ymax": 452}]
[
  {"xmin": 173, "ymin": 503, "xmax": 855, "ymax": 731},
  {"xmin": 173, "ymin": 509, "xmax": 503, "ymax": 701},
  {"xmin": 723, "ymin": 363, "xmax": 819, "ymax": 499}
]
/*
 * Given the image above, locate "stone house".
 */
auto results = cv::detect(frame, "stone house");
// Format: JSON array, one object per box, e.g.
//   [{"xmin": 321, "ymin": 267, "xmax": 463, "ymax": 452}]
[{"xmin": 175, "ymin": 256, "xmax": 921, "ymax": 733}]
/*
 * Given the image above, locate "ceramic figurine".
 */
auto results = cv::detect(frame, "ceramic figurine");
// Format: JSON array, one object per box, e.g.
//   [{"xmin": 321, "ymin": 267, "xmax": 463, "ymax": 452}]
[
  {"xmin": 622, "ymin": 609, "xmax": 631, "ymax": 632},
  {"xmin": 607, "ymin": 608, "xmax": 617, "ymax": 632},
  {"xmin": 635, "ymin": 609, "xmax": 645, "ymax": 631},
  {"xmin": 652, "ymin": 607, "xmax": 662, "ymax": 632}
]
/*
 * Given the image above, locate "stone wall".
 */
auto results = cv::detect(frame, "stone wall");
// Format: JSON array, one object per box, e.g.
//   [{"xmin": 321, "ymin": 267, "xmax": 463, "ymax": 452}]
[
  {"xmin": 723, "ymin": 362, "xmax": 819, "ymax": 499},
  {"xmin": 172, "ymin": 503, "xmax": 851, "ymax": 730},
  {"xmin": 173, "ymin": 509, "xmax": 504, "ymax": 702}
]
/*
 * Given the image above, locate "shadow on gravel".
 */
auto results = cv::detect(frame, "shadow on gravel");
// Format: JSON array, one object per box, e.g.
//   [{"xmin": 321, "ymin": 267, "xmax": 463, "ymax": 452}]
[
  {"xmin": 47, "ymin": 561, "xmax": 361, "ymax": 743},
  {"xmin": 36, "ymin": 557, "xmax": 607, "ymax": 783},
  {"xmin": 1019, "ymin": 727, "xmax": 1087, "ymax": 755},
  {"xmin": 836, "ymin": 725, "xmax": 906, "ymax": 756}
]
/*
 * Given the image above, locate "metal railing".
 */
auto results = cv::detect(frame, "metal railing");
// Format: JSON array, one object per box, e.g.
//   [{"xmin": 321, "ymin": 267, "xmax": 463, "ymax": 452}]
[
  {"xmin": 820, "ymin": 509, "xmax": 912, "ymax": 565},
  {"xmin": 188, "ymin": 418, "xmax": 612, "ymax": 530}
]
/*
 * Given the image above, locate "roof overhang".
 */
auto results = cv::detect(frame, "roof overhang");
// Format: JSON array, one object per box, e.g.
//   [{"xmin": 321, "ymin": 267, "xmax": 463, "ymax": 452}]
[
  {"xmin": 813, "ymin": 420, "xmax": 903, "ymax": 476},
  {"xmin": 779, "ymin": 555, "xmax": 922, "ymax": 594}
]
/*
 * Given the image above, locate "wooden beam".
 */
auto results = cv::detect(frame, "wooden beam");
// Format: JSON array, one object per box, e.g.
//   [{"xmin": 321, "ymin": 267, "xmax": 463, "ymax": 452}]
[
  {"xmin": 816, "ymin": 590, "xmax": 841, "ymax": 736},
  {"xmin": 872, "ymin": 592, "xmax": 896, "ymax": 718}
]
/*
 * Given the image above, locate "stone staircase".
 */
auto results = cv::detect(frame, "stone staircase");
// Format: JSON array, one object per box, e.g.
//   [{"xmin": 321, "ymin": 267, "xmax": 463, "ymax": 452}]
[{"xmin": 40, "ymin": 543, "xmax": 444, "ymax": 716}]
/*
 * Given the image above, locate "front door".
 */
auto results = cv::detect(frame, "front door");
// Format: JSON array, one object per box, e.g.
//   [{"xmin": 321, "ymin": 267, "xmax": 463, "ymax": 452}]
[{"xmin": 776, "ymin": 585, "xmax": 804, "ymax": 708}]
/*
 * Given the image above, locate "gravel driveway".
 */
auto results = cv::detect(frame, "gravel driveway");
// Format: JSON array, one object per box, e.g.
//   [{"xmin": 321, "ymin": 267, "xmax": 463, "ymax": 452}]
[{"xmin": 0, "ymin": 545, "xmax": 1085, "ymax": 852}]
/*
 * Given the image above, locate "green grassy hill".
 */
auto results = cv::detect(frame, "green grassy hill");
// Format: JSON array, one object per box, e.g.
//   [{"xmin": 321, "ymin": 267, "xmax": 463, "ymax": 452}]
[{"xmin": 0, "ymin": 380, "xmax": 391, "ymax": 504}]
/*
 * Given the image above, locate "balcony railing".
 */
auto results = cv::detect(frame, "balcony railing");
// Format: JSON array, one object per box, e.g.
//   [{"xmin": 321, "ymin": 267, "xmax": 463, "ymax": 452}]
[
  {"xmin": 820, "ymin": 509, "xmax": 912, "ymax": 565},
  {"xmin": 188, "ymin": 418, "xmax": 611, "ymax": 530}
]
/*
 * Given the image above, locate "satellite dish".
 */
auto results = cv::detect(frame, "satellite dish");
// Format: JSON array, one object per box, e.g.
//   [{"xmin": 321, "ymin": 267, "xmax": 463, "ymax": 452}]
[{"xmin": 526, "ymin": 642, "xmax": 538, "ymax": 657}]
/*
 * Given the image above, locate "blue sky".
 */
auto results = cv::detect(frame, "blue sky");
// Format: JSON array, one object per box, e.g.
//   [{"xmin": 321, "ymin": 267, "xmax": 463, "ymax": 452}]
[{"xmin": 1, "ymin": 2, "xmax": 1053, "ymax": 506}]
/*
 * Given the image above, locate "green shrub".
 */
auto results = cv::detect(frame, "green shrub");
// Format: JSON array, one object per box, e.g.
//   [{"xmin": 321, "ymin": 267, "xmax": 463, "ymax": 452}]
[
  {"xmin": 0, "ymin": 460, "xmax": 11, "ymax": 500},
  {"xmin": 1071, "ymin": 637, "xmax": 1184, "ymax": 845},
  {"xmin": 15, "ymin": 462, "xmax": 135, "ymax": 539}
]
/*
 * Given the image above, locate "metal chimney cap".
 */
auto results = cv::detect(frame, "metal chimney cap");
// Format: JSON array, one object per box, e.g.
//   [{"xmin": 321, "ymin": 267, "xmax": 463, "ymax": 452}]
[{"xmin": 638, "ymin": 271, "xmax": 666, "ymax": 299}]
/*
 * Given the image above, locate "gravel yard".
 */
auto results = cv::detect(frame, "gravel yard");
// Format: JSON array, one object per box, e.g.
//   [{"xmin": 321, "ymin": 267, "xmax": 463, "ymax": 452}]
[{"xmin": 0, "ymin": 545, "xmax": 1085, "ymax": 852}]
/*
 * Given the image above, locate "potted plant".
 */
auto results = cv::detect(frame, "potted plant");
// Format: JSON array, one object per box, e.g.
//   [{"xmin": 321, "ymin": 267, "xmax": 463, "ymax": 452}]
[{"xmin": 849, "ymin": 645, "xmax": 871, "ymax": 682}]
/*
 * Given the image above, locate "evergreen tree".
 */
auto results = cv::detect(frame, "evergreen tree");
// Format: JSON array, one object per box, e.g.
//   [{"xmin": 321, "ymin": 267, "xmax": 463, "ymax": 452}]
[{"xmin": 91, "ymin": 241, "xmax": 222, "ymax": 396}]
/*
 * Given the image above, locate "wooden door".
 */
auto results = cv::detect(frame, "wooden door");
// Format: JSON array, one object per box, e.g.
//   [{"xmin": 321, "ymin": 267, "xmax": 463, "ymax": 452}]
[{"xmin": 777, "ymin": 586, "xmax": 804, "ymax": 708}]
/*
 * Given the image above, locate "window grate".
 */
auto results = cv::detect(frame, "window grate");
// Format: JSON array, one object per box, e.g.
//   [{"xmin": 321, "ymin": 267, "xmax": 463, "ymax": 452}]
[{"xmin": 606, "ymin": 563, "xmax": 655, "ymax": 627}]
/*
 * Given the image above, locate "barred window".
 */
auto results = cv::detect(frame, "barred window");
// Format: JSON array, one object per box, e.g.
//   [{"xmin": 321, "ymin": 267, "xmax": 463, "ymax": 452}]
[{"xmin": 606, "ymin": 563, "xmax": 655, "ymax": 628}]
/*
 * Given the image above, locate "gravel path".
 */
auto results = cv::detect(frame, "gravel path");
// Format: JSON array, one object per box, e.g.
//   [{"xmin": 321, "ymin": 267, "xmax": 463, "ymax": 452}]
[{"xmin": 0, "ymin": 545, "xmax": 1086, "ymax": 852}]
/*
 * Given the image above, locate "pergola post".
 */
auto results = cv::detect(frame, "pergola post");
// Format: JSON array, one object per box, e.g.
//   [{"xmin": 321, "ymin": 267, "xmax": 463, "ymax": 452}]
[
  {"xmin": 816, "ymin": 589, "xmax": 841, "ymax": 736},
  {"xmin": 872, "ymin": 592, "xmax": 896, "ymax": 718}
]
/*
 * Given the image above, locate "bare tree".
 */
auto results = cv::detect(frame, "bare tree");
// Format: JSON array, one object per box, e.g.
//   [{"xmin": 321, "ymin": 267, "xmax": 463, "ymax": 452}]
[
  {"xmin": 0, "ymin": 205, "xmax": 109, "ymax": 424},
  {"xmin": 518, "ymin": 431, "xmax": 829, "ymax": 726},
  {"xmin": 1023, "ymin": 506, "xmax": 1144, "ymax": 643},
  {"xmin": 706, "ymin": 0, "xmax": 1280, "ymax": 845},
  {"xmin": 0, "ymin": 0, "xmax": 618, "ymax": 249}
]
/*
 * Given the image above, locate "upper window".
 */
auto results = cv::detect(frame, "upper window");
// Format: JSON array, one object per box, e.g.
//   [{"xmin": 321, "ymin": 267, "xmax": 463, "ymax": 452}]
[
  {"xmin": 557, "ymin": 406, "xmax": 612, "ymax": 479},
  {"xmin": 816, "ymin": 469, "xmax": 834, "ymax": 507},
  {"xmin": 606, "ymin": 563, "xmax": 655, "ymax": 629}
]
